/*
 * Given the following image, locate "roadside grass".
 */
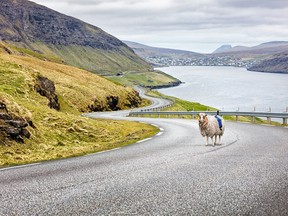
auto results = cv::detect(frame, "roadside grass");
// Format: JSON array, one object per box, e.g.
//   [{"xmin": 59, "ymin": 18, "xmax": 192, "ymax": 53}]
[
  {"xmin": 145, "ymin": 90, "xmax": 284, "ymax": 126},
  {"xmin": 0, "ymin": 47, "xmax": 158, "ymax": 167}
]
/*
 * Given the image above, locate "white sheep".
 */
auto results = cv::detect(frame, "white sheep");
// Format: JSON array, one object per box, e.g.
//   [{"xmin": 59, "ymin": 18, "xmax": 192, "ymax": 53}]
[{"xmin": 198, "ymin": 113, "xmax": 225, "ymax": 146}]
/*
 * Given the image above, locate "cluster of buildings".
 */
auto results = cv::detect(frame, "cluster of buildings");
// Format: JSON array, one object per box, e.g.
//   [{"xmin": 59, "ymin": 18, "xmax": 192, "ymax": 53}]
[{"xmin": 146, "ymin": 55, "xmax": 255, "ymax": 68}]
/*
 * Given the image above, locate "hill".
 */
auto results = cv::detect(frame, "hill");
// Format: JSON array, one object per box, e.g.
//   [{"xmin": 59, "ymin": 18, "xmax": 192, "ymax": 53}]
[
  {"xmin": 0, "ymin": 43, "xmax": 158, "ymax": 166},
  {"xmin": 247, "ymin": 54, "xmax": 288, "ymax": 74}
]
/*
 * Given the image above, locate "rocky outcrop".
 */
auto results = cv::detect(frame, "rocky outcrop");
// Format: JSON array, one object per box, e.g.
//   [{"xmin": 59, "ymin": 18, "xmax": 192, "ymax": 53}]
[
  {"xmin": 107, "ymin": 96, "xmax": 120, "ymax": 111},
  {"xmin": 88, "ymin": 91, "xmax": 142, "ymax": 112},
  {"xmin": 125, "ymin": 89, "xmax": 142, "ymax": 108},
  {"xmin": 35, "ymin": 76, "xmax": 60, "ymax": 110},
  {"xmin": 0, "ymin": 102, "xmax": 31, "ymax": 144},
  {"xmin": 88, "ymin": 96, "xmax": 120, "ymax": 112}
]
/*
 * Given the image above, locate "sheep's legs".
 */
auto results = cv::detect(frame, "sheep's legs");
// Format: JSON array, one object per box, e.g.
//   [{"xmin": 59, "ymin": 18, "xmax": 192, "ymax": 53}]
[
  {"xmin": 206, "ymin": 136, "xmax": 209, "ymax": 145},
  {"xmin": 214, "ymin": 136, "xmax": 217, "ymax": 145},
  {"xmin": 206, "ymin": 136, "xmax": 220, "ymax": 146}
]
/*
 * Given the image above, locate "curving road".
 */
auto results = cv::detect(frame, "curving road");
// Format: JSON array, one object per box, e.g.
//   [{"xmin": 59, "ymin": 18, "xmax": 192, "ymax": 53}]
[{"xmin": 1, "ymin": 91, "xmax": 288, "ymax": 215}]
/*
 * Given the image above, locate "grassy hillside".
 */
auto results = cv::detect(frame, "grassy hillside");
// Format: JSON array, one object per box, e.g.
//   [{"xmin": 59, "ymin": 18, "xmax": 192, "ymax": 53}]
[
  {"xmin": 0, "ymin": 43, "xmax": 157, "ymax": 167},
  {"xmin": 13, "ymin": 41, "xmax": 151, "ymax": 76},
  {"xmin": 108, "ymin": 70, "xmax": 181, "ymax": 88}
]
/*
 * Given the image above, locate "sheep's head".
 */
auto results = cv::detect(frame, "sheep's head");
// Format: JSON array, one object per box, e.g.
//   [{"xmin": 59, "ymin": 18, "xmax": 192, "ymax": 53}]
[{"xmin": 198, "ymin": 113, "xmax": 208, "ymax": 126}]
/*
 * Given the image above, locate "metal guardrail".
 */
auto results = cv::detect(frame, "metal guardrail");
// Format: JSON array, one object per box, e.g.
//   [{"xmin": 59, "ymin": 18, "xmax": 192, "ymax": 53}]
[{"xmin": 129, "ymin": 110, "xmax": 288, "ymax": 125}]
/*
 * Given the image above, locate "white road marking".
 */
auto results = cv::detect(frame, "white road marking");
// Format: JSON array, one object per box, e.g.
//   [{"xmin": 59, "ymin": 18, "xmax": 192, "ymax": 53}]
[
  {"xmin": 86, "ymin": 147, "xmax": 122, "ymax": 156},
  {"xmin": 159, "ymin": 128, "xmax": 164, "ymax": 131},
  {"xmin": 156, "ymin": 132, "xmax": 164, "ymax": 136},
  {"xmin": 151, "ymin": 124, "xmax": 158, "ymax": 127},
  {"xmin": 136, "ymin": 138, "xmax": 152, "ymax": 144}
]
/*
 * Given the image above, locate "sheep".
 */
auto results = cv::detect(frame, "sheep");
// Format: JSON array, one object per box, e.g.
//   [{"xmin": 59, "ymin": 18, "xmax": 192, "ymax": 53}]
[{"xmin": 198, "ymin": 112, "xmax": 225, "ymax": 146}]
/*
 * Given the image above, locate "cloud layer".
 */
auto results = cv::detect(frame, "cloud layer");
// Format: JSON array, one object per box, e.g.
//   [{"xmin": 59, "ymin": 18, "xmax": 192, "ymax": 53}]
[{"xmin": 32, "ymin": 0, "xmax": 288, "ymax": 53}]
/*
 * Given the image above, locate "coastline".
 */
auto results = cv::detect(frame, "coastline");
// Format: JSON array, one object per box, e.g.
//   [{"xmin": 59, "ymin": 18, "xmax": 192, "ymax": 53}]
[
  {"xmin": 247, "ymin": 68, "xmax": 288, "ymax": 74},
  {"xmin": 143, "ymin": 80, "xmax": 183, "ymax": 90}
]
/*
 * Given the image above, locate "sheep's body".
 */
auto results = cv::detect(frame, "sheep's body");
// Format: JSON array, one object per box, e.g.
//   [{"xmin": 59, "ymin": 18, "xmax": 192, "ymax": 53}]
[{"xmin": 198, "ymin": 113, "xmax": 225, "ymax": 146}]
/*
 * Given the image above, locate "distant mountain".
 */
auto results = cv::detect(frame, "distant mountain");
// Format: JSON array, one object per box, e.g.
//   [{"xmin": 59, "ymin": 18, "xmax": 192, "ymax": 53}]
[
  {"xmin": 213, "ymin": 41, "xmax": 288, "ymax": 56},
  {"xmin": 0, "ymin": 0, "xmax": 150, "ymax": 75},
  {"xmin": 209, "ymin": 41, "xmax": 288, "ymax": 73},
  {"xmin": 124, "ymin": 41, "xmax": 203, "ymax": 57},
  {"xmin": 123, "ymin": 41, "xmax": 203, "ymax": 66},
  {"xmin": 213, "ymin": 45, "xmax": 232, "ymax": 53}
]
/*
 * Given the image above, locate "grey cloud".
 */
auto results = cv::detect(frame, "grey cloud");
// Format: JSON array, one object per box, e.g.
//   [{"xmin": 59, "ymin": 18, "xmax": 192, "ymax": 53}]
[
  {"xmin": 31, "ymin": 0, "xmax": 288, "ymax": 52},
  {"xmin": 218, "ymin": 0, "xmax": 288, "ymax": 9}
]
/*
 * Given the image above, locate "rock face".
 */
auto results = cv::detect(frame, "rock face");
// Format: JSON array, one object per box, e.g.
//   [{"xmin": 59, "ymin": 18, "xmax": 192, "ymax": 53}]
[
  {"xmin": 0, "ymin": 102, "xmax": 31, "ymax": 144},
  {"xmin": 0, "ymin": 0, "xmax": 132, "ymax": 51},
  {"xmin": 35, "ymin": 76, "xmax": 60, "ymax": 110}
]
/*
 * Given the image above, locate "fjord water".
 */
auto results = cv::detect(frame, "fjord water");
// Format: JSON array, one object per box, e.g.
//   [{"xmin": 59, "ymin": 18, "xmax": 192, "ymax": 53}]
[{"xmin": 158, "ymin": 66, "xmax": 288, "ymax": 113}]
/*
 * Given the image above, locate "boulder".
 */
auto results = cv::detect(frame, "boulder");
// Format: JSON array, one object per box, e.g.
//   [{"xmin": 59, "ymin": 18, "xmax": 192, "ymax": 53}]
[
  {"xmin": 35, "ymin": 76, "xmax": 60, "ymax": 110},
  {"xmin": 0, "ymin": 103, "xmax": 32, "ymax": 144}
]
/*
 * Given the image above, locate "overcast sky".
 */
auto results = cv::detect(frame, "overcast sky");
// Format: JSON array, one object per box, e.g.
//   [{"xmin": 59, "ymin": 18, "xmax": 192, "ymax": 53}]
[{"xmin": 31, "ymin": 0, "xmax": 288, "ymax": 53}]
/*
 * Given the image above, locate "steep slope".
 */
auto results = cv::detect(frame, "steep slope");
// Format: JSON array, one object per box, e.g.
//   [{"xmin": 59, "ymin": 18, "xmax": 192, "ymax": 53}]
[
  {"xmin": 0, "ymin": 0, "xmax": 150, "ymax": 75},
  {"xmin": 0, "ymin": 43, "xmax": 158, "ymax": 166}
]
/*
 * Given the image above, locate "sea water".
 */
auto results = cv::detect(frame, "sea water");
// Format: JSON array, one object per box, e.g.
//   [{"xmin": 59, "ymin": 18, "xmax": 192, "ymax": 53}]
[{"xmin": 157, "ymin": 66, "xmax": 288, "ymax": 113}]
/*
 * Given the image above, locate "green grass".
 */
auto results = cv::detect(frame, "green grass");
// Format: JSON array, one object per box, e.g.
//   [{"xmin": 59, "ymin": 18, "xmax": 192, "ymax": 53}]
[
  {"xmin": 147, "ymin": 90, "xmax": 216, "ymax": 111},
  {"xmin": 0, "ymin": 45, "xmax": 158, "ymax": 167}
]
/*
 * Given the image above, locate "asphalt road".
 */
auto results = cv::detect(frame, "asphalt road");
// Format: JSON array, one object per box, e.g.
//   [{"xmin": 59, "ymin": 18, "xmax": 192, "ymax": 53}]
[{"xmin": 1, "ymin": 93, "xmax": 288, "ymax": 215}]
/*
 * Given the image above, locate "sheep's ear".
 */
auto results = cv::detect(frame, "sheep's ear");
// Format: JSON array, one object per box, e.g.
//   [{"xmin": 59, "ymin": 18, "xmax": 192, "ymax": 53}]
[{"xmin": 205, "ymin": 114, "xmax": 207, "ymax": 117}]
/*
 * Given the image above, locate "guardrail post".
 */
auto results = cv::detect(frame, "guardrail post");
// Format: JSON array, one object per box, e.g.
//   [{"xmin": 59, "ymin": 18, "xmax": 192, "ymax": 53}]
[
  {"xmin": 284, "ymin": 107, "xmax": 288, "ymax": 125},
  {"xmin": 267, "ymin": 107, "xmax": 271, "ymax": 124},
  {"xmin": 267, "ymin": 117, "xmax": 271, "ymax": 124},
  {"xmin": 236, "ymin": 107, "xmax": 239, "ymax": 121}
]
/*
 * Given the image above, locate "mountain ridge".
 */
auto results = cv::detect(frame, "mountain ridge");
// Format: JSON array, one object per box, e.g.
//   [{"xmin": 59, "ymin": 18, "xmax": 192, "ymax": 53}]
[{"xmin": 0, "ymin": 0, "xmax": 129, "ymax": 50}]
